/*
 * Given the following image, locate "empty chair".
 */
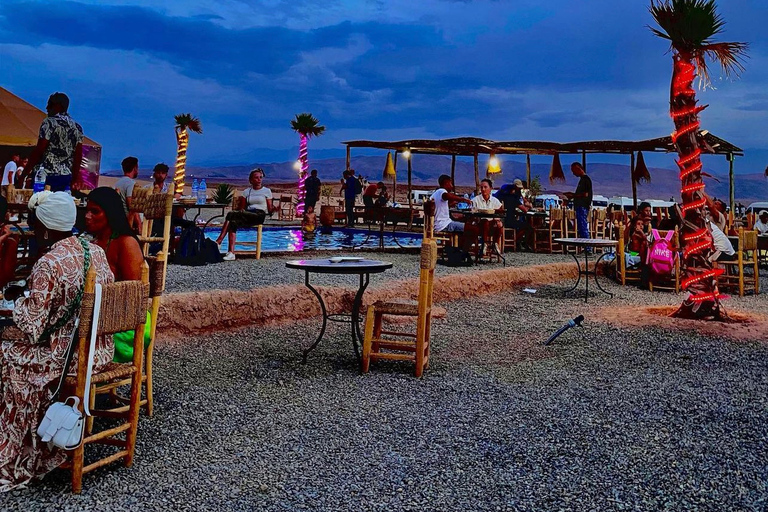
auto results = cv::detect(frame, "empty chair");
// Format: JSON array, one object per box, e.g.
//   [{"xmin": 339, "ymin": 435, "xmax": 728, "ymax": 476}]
[{"xmin": 534, "ymin": 208, "xmax": 564, "ymax": 253}]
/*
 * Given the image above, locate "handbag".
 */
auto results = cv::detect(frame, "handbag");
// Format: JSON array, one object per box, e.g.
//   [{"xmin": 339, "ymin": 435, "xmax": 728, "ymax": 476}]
[{"xmin": 36, "ymin": 238, "xmax": 94, "ymax": 450}]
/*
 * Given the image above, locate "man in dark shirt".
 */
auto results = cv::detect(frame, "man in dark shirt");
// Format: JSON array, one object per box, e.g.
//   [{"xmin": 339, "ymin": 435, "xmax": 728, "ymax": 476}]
[
  {"xmin": 304, "ymin": 169, "xmax": 321, "ymax": 211},
  {"xmin": 495, "ymin": 179, "xmax": 534, "ymax": 249},
  {"xmin": 564, "ymin": 162, "xmax": 592, "ymax": 238},
  {"xmin": 344, "ymin": 169, "xmax": 358, "ymax": 227}
]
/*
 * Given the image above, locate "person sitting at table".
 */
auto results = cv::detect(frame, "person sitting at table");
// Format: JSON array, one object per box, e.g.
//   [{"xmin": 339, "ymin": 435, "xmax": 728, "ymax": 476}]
[
  {"xmin": 363, "ymin": 181, "xmax": 385, "ymax": 210},
  {"xmin": 0, "ymin": 196, "xmax": 18, "ymax": 289},
  {"xmin": 472, "ymin": 178, "xmax": 503, "ymax": 254},
  {"xmin": 84, "ymin": 187, "xmax": 150, "ymax": 363},
  {"xmin": 753, "ymin": 210, "xmax": 768, "ymax": 235},
  {"xmin": 429, "ymin": 174, "xmax": 477, "ymax": 253},
  {"xmin": 215, "ymin": 168, "xmax": 276, "ymax": 261},
  {"xmin": 0, "ymin": 191, "xmax": 114, "ymax": 491},
  {"xmin": 495, "ymin": 179, "xmax": 534, "ymax": 250}
]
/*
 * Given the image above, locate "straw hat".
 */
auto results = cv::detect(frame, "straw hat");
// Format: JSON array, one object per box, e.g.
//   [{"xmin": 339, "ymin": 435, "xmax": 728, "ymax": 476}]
[{"xmin": 513, "ymin": 179, "xmax": 524, "ymax": 188}]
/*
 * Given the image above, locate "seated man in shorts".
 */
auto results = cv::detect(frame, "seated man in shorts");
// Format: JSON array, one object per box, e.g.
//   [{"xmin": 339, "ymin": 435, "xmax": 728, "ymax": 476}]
[
  {"xmin": 215, "ymin": 168, "xmax": 275, "ymax": 261},
  {"xmin": 429, "ymin": 174, "xmax": 477, "ymax": 252}
]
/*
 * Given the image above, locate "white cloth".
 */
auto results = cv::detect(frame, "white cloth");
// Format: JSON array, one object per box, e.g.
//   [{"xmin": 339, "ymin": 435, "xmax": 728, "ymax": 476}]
[
  {"xmin": 430, "ymin": 188, "xmax": 451, "ymax": 232},
  {"xmin": 708, "ymin": 221, "xmax": 735, "ymax": 256},
  {"xmin": 2, "ymin": 161, "xmax": 16, "ymax": 186},
  {"xmin": 472, "ymin": 195, "xmax": 502, "ymax": 210},
  {"xmin": 242, "ymin": 186, "xmax": 272, "ymax": 213},
  {"xmin": 754, "ymin": 219, "xmax": 768, "ymax": 235},
  {"xmin": 28, "ymin": 191, "xmax": 77, "ymax": 231}
]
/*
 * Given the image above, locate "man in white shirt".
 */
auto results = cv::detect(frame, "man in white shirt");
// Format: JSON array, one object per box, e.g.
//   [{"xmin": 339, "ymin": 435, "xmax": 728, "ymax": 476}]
[
  {"xmin": 1, "ymin": 153, "xmax": 20, "ymax": 191},
  {"xmin": 471, "ymin": 178, "xmax": 503, "ymax": 253},
  {"xmin": 707, "ymin": 219, "xmax": 735, "ymax": 261},
  {"xmin": 429, "ymin": 174, "xmax": 477, "ymax": 252},
  {"xmin": 753, "ymin": 210, "xmax": 768, "ymax": 235}
]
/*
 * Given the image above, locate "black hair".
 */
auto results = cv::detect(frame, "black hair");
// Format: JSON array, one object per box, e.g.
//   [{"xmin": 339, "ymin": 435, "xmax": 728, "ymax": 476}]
[
  {"xmin": 86, "ymin": 187, "xmax": 137, "ymax": 239},
  {"xmin": 153, "ymin": 163, "xmax": 169, "ymax": 174},
  {"xmin": 638, "ymin": 202, "xmax": 652, "ymax": 212},
  {"xmin": 48, "ymin": 92, "xmax": 70, "ymax": 112},
  {"xmin": 481, "ymin": 178, "xmax": 493, "ymax": 188},
  {"xmin": 311, "ymin": 169, "xmax": 318, "ymax": 175},
  {"xmin": 121, "ymin": 156, "xmax": 138, "ymax": 174},
  {"xmin": 438, "ymin": 174, "xmax": 451, "ymax": 187}
]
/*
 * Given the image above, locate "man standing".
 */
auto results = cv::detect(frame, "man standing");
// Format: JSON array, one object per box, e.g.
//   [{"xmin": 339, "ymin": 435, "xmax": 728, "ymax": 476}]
[
  {"xmin": 304, "ymin": 169, "xmax": 321, "ymax": 211},
  {"xmin": 344, "ymin": 168, "xmax": 358, "ymax": 227},
  {"xmin": 564, "ymin": 162, "xmax": 592, "ymax": 239},
  {"xmin": 24, "ymin": 92, "xmax": 84, "ymax": 192},
  {"xmin": 115, "ymin": 156, "xmax": 140, "ymax": 229},
  {"xmin": 2, "ymin": 153, "xmax": 20, "ymax": 193}
]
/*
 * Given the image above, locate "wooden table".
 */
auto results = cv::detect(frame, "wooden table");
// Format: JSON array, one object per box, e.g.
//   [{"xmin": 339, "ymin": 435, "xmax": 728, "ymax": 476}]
[
  {"xmin": 450, "ymin": 209, "xmax": 506, "ymax": 265},
  {"xmin": 286, "ymin": 258, "xmax": 393, "ymax": 363},
  {"xmin": 173, "ymin": 202, "xmax": 230, "ymax": 228},
  {"xmin": 554, "ymin": 238, "xmax": 618, "ymax": 302}
]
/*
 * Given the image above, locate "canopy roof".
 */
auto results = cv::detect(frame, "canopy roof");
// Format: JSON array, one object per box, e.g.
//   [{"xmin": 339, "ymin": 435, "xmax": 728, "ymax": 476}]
[
  {"xmin": 0, "ymin": 87, "xmax": 100, "ymax": 148},
  {"xmin": 343, "ymin": 133, "xmax": 742, "ymax": 157}
]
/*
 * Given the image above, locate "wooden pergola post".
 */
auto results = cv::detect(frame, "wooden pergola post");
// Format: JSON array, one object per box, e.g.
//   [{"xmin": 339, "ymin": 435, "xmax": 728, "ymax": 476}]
[
  {"xmin": 473, "ymin": 152, "xmax": 479, "ymax": 194},
  {"xmin": 526, "ymin": 154, "xmax": 531, "ymax": 187},
  {"xmin": 581, "ymin": 150, "xmax": 587, "ymax": 171},
  {"xmin": 630, "ymin": 151, "xmax": 637, "ymax": 210},
  {"xmin": 450, "ymin": 155, "xmax": 456, "ymax": 185},
  {"xmin": 728, "ymin": 152, "xmax": 735, "ymax": 222},
  {"xmin": 346, "ymin": 146, "xmax": 351, "ymax": 171},
  {"xmin": 392, "ymin": 150, "xmax": 398, "ymax": 203},
  {"xmin": 407, "ymin": 154, "xmax": 413, "ymax": 229}
]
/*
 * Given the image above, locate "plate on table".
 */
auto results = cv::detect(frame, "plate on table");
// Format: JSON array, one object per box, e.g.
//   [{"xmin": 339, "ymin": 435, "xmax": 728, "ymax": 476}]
[
  {"xmin": 477, "ymin": 209, "xmax": 496, "ymax": 214},
  {"xmin": 329, "ymin": 256, "xmax": 364, "ymax": 263}
]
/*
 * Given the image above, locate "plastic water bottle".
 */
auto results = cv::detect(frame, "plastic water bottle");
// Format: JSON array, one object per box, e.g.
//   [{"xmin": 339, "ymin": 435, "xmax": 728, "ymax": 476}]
[
  {"xmin": 198, "ymin": 179, "xmax": 207, "ymax": 204},
  {"xmin": 33, "ymin": 168, "xmax": 46, "ymax": 193},
  {"xmin": 191, "ymin": 179, "xmax": 199, "ymax": 201}
]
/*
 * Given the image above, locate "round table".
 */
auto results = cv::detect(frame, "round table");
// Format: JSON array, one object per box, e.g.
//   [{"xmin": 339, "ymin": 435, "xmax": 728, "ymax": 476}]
[
  {"xmin": 286, "ymin": 258, "xmax": 393, "ymax": 363},
  {"xmin": 449, "ymin": 209, "xmax": 507, "ymax": 265},
  {"xmin": 553, "ymin": 238, "xmax": 618, "ymax": 302}
]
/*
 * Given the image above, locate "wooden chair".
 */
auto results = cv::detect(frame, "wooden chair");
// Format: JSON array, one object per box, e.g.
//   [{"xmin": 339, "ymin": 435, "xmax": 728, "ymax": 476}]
[
  {"xmin": 533, "ymin": 208, "xmax": 564, "ymax": 253},
  {"xmin": 615, "ymin": 228, "xmax": 643, "ymax": 286},
  {"xmin": 137, "ymin": 189, "xmax": 174, "ymax": 258},
  {"xmin": 279, "ymin": 195, "xmax": 294, "ymax": 220},
  {"xmin": 648, "ymin": 228, "xmax": 681, "ymax": 293},
  {"xmin": 362, "ymin": 239, "xmax": 437, "ymax": 377},
  {"xmin": 502, "ymin": 226, "xmax": 517, "ymax": 253},
  {"xmin": 563, "ymin": 209, "xmax": 578, "ymax": 253},
  {"xmin": 592, "ymin": 209, "xmax": 608, "ymax": 239},
  {"xmin": 718, "ymin": 228, "xmax": 760, "ymax": 297},
  {"xmin": 422, "ymin": 199, "xmax": 453, "ymax": 251},
  {"xmin": 62, "ymin": 263, "xmax": 149, "ymax": 493}
]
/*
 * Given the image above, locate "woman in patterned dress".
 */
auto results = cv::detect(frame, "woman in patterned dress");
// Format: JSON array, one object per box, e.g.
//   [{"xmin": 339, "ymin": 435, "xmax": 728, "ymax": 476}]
[{"xmin": 0, "ymin": 192, "xmax": 113, "ymax": 491}]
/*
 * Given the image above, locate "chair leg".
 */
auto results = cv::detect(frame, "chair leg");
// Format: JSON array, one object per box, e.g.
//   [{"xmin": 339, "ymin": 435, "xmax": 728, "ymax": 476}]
[
  {"xmin": 372, "ymin": 310, "xmax": 383, "ymax": 354},
  {"xmin": 71, "ymin": 442, "xmax": 85, "ymax": 494},
  {"xmin": 361, "ymin": 307, "xmax": 375, "ymax": 373},
  {"xmin": 125, "ymin": 367, "xmax": 143, "ymax": 467},
  {"xmin": 86, "ymin": 384, "xmax": 95, "ymax": 435},
  {"xmin": 256, "ymin": 225, "xmax": 263, "ymax": 260},
  {"xmin": 145, "ymin": 350, "xmax": 154, "ymax": 416}
]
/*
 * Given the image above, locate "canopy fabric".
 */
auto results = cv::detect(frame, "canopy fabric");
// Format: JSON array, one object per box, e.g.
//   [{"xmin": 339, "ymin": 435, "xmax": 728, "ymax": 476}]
[{"xmin": 0, "ymin": 87, "xmax": 100, "ymax": 147}]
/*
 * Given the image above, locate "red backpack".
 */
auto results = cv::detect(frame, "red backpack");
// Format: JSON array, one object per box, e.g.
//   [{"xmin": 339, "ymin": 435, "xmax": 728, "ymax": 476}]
[{"xmin": 646, "ymin": 229, "xmax": 676, "ymax": 275}]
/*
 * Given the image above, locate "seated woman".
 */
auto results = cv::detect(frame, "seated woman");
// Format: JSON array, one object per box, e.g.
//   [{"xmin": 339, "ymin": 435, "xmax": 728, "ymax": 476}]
[
  {"xmin": 84, "ymin": 187, "xmax": 148, "ymax": 363},
  {"xmin": 625, "ymin": 215, "xmax": 649, "ymax": 268},
  {"xmin": 215, "ymin": 168, "xmax": 276, "ymax": 261},
  {"xmin": 0, "ymin": 192, "xmax": 113, "ymax": 491},
  {"xmin": 471, "ymin": 178, "xmax": 503, "ymax": 253}
]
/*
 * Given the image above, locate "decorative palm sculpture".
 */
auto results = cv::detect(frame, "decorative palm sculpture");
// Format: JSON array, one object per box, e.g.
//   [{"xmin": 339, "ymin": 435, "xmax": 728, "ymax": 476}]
[
  {"xmin": 291, "ymin": 113, "xmax": 325, "ymax": 216},
  {"xmin": 173, "ymin": 113, "xmax": 203, "ymax": 195},
  {"xmin": 650, "ymin": 0, "xmax": 747, "ymax": 319}
]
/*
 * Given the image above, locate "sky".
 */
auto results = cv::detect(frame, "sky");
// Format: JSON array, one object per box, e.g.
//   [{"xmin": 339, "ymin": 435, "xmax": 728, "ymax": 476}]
[{"xmin": 1, "ymin": 0, "xmax": 766, "ymax": 173}]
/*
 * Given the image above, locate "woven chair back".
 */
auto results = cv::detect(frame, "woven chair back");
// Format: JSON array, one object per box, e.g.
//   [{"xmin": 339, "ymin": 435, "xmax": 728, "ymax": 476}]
[
  {"xmin": 420, "ymin": 239, "xmax": 438, "ymax": 270},
  {"xmin": 145, "ymin": 254, "xmax": 167, "ymax": 298},
  {"xmin": 593, "ymin": 209, "xmax": 606, "ymax": 221},
  {"xmin": 550, "ymin": 208, "xmax": 563, "ymax": 221},
  {"xmin": 130, "ymin": 187, "xmax": 150, "ymax": 212},
  {"xmin": 79, "ymin": 273, "xmax": 149, "ymax": 338},
  {"xmin": 142, "ymin": 190, "xmax": 174, "ymax": 220},
  {"xmin": 742, "ymin": 229, "xmax": 758, "ymax": 251}
]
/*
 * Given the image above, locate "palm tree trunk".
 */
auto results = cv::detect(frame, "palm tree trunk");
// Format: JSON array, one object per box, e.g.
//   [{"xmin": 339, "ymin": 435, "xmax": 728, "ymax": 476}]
[
  {"xmin": 173, "ymin": 127, "xmax": 188, "ymax": 195},
  {"xmin": 297, "ymin": 134, "xmax": 308, "ymax": 216},
  {"xmin": 669, "ymin": 54, "xmax": 726, "ymax": 320}
]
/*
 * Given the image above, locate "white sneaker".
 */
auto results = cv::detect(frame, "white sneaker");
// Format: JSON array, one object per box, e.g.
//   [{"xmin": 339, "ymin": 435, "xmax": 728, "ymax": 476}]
[{"xmin": 223, "ymin": 252, "xmax": 236, "ymax": 261}]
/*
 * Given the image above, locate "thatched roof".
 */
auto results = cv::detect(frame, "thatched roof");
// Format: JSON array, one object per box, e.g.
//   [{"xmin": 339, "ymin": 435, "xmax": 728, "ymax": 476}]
[{"xmin": 343, "ymin": 132, "xmax": 742, "ymax": 157}]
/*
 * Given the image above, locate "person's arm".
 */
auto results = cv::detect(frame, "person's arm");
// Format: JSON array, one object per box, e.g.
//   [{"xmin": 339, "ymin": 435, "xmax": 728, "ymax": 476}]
[
  {"xmin": 115, "ymin": 237, "xmax": 144, "ymax": 282},
  {"xmin": 266, "ymin": 198, "xmax": 275, "ymax": 214},
  {"xmin": 441, "ymin": 191, "xmax": 471, "ymax": 204}
]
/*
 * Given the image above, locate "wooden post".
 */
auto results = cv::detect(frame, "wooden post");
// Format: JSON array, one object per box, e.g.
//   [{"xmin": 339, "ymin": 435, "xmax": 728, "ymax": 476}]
[
  {"xmin": 407, "ymin": 155, "xmax": 413, "ymax": 229},
  {"xmin": 346, "ymin": 146, "xmax": 351, "ymax": 171},
  {"xmin": 582, "ymin": 150, "xmax": 587, "ymax": 171},
  {"xmin": 473, "ymin": 152, "xmax": 479, "ymax": 194},
  {"xmin": 630, "ymin": 152, "xmax": 637, "ymax": 210},
  {"xmin": 450, "ymin": 155, "xmax": 456, "ymax": 185},
  {"xmin": 392, "ymin": 151, "xmax": 398, "ymax": 203},
  {"xmin": 526, "ymin": 154, "xmax": 531, "ymax": 187},
  {"xmin": 728, "ymin": 153, "xmax": 735, "ymax": 218}
]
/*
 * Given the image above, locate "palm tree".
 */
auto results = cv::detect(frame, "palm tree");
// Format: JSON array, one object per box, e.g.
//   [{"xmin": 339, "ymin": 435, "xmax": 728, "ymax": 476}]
[
  {"xmin": 173, "ymin": 113, "xmax": 203, "ymax": 194},
  {"xmin": 649, "ymin": 0, "xmax": 747, "ymax": 319},
  {"xmin": 291, "ymin": 113, "xmax": 325, "ymax": 215}
]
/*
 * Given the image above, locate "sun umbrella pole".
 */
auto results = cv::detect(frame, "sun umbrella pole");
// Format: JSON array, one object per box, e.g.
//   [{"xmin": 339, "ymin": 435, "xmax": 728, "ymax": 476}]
[
  {"xmin": 451, "ymin": 155, "xmax": 456, "ymax": 185},
  {"xmin": 407, "ymin": 155, "xmax": 413, "ymax": 229},
  {"xmin": 473, "ymin": 152, "xmax": 479, "ymax": 194},
  {"xmin": 526, "ymin": 154, "xmax": 531, "ymax": 187},
  {"xmin": 728, "ymin": 153, "xmax": 735, "ymax": 224}
]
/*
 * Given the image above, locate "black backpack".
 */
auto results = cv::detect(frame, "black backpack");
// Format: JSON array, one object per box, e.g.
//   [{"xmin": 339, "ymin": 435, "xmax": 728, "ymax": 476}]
[
  {"xmin": 440, "ymin": 246, "xmax": 474, "ymax": 267},
  {"xmin": 175, "ymin": 226, "xmax": 223, "ymax": 266},
  {"xmin": 355, "ymin": 177, "xmax": 364, "ymax": 195}
]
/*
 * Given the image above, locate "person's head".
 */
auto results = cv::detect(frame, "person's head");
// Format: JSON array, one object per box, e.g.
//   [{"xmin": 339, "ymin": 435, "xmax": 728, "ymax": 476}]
[
  {"xmin": 19, "ymin": 157, "xmax": 28, "ymax": 167},
  {"xmin": 512, "ymin": 179, "xmax": 524, "ymax": 191},
  {"xmin": 28, "ymin": 191, "xmax": 76, "ymax": 248},
  {"xmin": 760, "ymin": 210, "xmax": 768, "ymax": 223},
  {"xmin": 85, "ymin": 187, "xmax": 135, "ymax": 239},
  {"xmin": 343, "ymin": 170, "xmax": 350, "ymax": 179},
  {"xmin": 348, "ymin": 168, "xmax": 355, "ymax": 176},
  {"xmin": 570, "ymin": 162, "xmax": 585, "ymax": 177},
  {"xmin": 638, "ymin": 201, "xmax": 652, "ymax": 219},
  {"xmin": 249, "ymin": 168, "xmax": 265, "ymax": 188},
  {"xmin": 480, "ymin": 178, "xmax": 493, "ymax": 198},
  {"xmin": 46, "ymin": 92, "xmax": 70, "ymax": 116},
  {"xmin": 152, "ymin": 163, "xmax": 169, "ymax": 183},
  {"xmin": 630, "ymin": 215, "xmax": 645, "ymax": 232},
  {"xmin": 376, "ymin": 181, "xmax": 385, "ymax": 190},
  {"xmin": 121, "ymin": 156, "xmax": 139, "ymax": 178},
  {"xmin": 9, "ymin": 153, "xmax": 20, "ymax": 164},
  {"xmin": 311, "ymin": 169, "xmax": 318, "ymax": 177},
  {"xmin": 438, "ymin": 174, "xmax": 453, "ymax": 191},
  {"xmin": 713, "ymin": 199, "xmax": 726, "ymax": 214}
]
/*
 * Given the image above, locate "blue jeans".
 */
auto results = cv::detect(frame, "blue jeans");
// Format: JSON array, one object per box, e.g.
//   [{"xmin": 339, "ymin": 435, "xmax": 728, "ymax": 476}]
[{"xmin": 575, "ymin": 206, "xmax": 591, "ymax": 239}]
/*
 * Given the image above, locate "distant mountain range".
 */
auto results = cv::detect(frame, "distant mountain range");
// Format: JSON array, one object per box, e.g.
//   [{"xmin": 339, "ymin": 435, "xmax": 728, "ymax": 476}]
[{"xmin": 103, "ymin": 154, "xmax": 768, "ymax": 203}]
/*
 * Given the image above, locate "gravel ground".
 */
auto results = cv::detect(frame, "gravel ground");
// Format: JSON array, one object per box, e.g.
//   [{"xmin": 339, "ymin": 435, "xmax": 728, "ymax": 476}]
[{"xmin": 3, "ymin": 268, "xmax": 768, "ymax": 511}]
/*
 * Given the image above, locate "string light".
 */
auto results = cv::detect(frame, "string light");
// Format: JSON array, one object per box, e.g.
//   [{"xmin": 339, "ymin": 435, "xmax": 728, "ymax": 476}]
[
  {"xmin": 683, "ymin": 227, "xmax": 708, "ymax": 242},
  {"xmin": 689, "ymin": 292, "xmax": 721, "ymax": 303},
  {"xmin": 683, "ymin": 240, "xmax": 710, "ymax": 259},
  {"xmin": 296, "ymin": 134, "xmax": 309, "ymax": 216},
  {"xmin": 682, "ymin": 269, "xmax": 724, "ymax": 290},
  {"xmin": 681, "ymin": 183, "xmax": 705, "ymax": 194},
  {"xmin": 681, "ymin": 197, "xmax": 706, "ymax": 213},
  {"xmin": 174, "ymin": 128, "xmax": 188, "ymax": 194}
]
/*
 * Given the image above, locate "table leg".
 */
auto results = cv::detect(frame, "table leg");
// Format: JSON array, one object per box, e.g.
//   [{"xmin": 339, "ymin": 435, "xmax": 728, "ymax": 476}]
[
  {"xmin": 592, "ymin": 252, "xmax": 614, "ymax": 298},
  {"xmin": 351, "ymin": 273, "xmax": 370, "ymax": 362},
  {"xmin": 565, "ymin": 252, "xmax": 582, "ymax": 292},
  {"xmin": 584, "ymin": 248, "xmax": 590, "ymax": 303},
  {"xmin": 302, "ymin": 271, "xmax": 328, "ymax": 363}
]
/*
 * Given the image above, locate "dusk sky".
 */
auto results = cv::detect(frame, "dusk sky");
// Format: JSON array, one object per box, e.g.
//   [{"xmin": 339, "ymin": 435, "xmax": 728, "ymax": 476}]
[{"xmin": 1, "ymin": 0, "xmax": 766, "ymax": 173}]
